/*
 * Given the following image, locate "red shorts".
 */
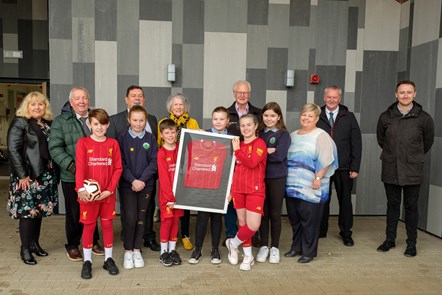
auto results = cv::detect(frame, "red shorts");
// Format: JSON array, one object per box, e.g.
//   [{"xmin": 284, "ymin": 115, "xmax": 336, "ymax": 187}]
[
  {"xmin": 80, "ymin": 200, "xmax": 116, "ymax": 224},
  {"xmin": 160, "ymin": 204, "xmax": 184, "ymax": 222},
  {"xmin": 232, "ymin": 193, "xmax": 265, "ymax": 215}
]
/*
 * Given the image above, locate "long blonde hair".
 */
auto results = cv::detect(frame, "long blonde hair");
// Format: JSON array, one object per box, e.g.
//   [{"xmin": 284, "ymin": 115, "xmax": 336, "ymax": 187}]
[{"xmin": 16, "ymin": 91, "xmax": 53, "ymax": 120}]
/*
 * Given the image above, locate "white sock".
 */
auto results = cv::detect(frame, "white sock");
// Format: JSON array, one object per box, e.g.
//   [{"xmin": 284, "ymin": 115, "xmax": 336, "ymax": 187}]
[
  {"xmin": 168, "ymin": 241, "xmax": 176, "ymax": 252},
  {"xmin": 243, "ymin": 246, "xmax": 252, "ymax": 257},
  {"xmin": 83, "ymin": 248, "xmax": 92, "ymax": 262},
  {"xmin": 231, "ymin": 235, "xmax": 243, "ymax": 249},
  {"xmin": 133, "ymin": 249, "xmax": 140, "ymax": 252},
  {"xmin": 104, "ymin": 247, "xmax": 113, "ymax": 260},
  {"xmin": 161, "ymin": 242, "xmax": 168, "ymax": 253}
]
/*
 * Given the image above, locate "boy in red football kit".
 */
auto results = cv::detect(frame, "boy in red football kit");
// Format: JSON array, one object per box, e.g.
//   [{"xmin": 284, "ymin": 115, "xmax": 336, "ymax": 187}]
[
  {"xmin": 157, "ymin": 119, "xmax": 184, "ymax": 267},
  {"xmin": 226, "ymin": 114, "xmax": 267, "ymax": 271},
  {"xmin": 76, "ymin": 109, "xmax": 123, "ymax": 279}
]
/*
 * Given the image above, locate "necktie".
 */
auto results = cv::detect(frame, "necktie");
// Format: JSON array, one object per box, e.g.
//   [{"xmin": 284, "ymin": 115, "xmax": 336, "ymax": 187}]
[
  {"xmin": 328, "ymin": 112, "xmax": 334, "ymax": 127},
  {"xmin": 79, "ymin": 117, "xmax": 90, "ymax": 135}
]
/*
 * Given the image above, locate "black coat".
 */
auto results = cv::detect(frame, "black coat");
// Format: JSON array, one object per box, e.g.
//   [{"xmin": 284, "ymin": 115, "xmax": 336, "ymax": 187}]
[
  {"xmin": 226, "ymin": 101, "xmax": 262, "ymax": 136},
  {"xmin": 317, "ymin": 104, "xmax": 362, "ymax": 172},
  {"xmin": 8, "ymin": 117, "xmax": 49, "ymax": 179},
  {"xmin": 107, "ymin": 110, "xmax": 158, "ymax": 140},
  {"xmin": 376, "ymin": 101, "xmax": 434, "ymax": 186}
]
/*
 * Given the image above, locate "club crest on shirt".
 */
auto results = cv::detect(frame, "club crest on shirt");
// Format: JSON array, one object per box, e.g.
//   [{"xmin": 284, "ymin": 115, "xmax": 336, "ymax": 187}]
[
  {"xmin": 108, "ymin": 148, "xmax": 113, "ymax": 156},
  {"xmin": 87, "ymin": 149, "xmax": 93, "ymax": 153},
  {"xmin": 82, "ymin": 211, "xmax": 87, "ymax": 219},
  {"xmin": 213, "ymin": 156, "xmax": 218, "ymax": 163},
  {"xmin": 256, "ymin": 206, "xmax": 262, "ymax": 211},
  {"xmin": 248, "ymin": 146, "xmax": 252, "ymax": 153},
  {"xmin": 256, "ymin": 148, "xmax": 264, "ymax": 156},
  {"xmin": 166, "ymin": 157, "xmax": 171, "ymax": 162},
  {"xmin": 269, "ymin": 137, "xmax": 276, "ymax": 144},
  {"xmin": 143, "ymin": 142, "xmax": 150, "ymax": 150}
]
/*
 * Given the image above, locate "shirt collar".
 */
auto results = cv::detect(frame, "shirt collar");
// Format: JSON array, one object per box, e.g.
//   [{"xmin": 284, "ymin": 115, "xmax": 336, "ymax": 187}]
[
  {"xmin": 325, "ymin": 106, "xmax": 339, "ymax": 115},
  {"xmin": 211, "ymin": 128, "xmax": 228, "ymax": 134},
  {"xmin": 397, "ymin": 103, "xmax": 412, "ymax": 116},
  {"xmin": 128, "ymin": 128, "xmax": 146, "ymax": 139},
  {"xmin": 265, "ymin": 128, "xmax": 278, "ymax": 133},
  {"xmin": 235, "ymin": 102, "xmax": 249, "ymax": 116}
]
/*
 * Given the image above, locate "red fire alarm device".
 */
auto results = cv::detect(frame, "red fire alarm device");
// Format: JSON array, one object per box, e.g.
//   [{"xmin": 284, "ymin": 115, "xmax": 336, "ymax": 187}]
[{"xmin": 310, "ymin": 74, "xmax": 320, "ymax": 84}]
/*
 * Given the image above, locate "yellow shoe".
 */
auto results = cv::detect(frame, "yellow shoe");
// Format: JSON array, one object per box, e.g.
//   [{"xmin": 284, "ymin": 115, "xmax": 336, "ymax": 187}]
[{"xmin": 182, "ymin": 236, "xmax": 193, "ymax": 250}]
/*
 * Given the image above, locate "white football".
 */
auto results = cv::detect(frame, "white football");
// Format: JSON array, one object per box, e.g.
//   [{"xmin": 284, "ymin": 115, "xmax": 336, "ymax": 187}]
[{"xmin": 83, "ymin": 179, "xmax": 101, "ymax": 201}]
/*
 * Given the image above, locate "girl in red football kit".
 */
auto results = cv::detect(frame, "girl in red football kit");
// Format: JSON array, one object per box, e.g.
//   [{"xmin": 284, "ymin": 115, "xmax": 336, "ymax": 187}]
[
  {"xmin": 75, "ymin": 109, "xmax": 123, "ymax": 279},
  {"xmin": 225, "ymin": 114, "xmax": 267, "ymax": 271}
]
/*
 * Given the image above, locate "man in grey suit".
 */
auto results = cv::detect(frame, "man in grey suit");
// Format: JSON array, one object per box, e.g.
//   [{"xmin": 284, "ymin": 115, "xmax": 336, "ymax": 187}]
[{"xmin": 107, "ymin": 85, "xmax": 160, "ymax": 251}]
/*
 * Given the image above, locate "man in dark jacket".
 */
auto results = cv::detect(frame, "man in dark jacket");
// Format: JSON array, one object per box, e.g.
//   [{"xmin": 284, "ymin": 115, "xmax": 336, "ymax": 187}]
[
  {"xmin": 376, "ymin": 80, "xmax": 434, "ymax": 257},
  {"xmin": 107, "ymin": 85, "xmax": 160, "ymax": 251},
  {"xmin": 317, "ymin": 85, "xmax": 362, "ymax": 247},
  {"xmin": 48, "ymin": 87, "xmax": 103, "ymax": 261}
]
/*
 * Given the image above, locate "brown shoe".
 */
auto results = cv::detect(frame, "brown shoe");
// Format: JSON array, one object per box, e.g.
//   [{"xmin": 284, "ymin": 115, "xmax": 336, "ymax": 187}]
[
  {"xmin": 92, "ymin": 244, "xmax": 105, "ymax": 256},
  {"xmin": 66, "ymin": 248, "xmax": 83, "ymax": 261}
]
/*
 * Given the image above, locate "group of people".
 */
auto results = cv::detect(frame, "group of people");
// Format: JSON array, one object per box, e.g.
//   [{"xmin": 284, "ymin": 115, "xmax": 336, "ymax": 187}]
[{"xmin": 7, "ymin": 79, "xmax": 434, "ymax": 277}]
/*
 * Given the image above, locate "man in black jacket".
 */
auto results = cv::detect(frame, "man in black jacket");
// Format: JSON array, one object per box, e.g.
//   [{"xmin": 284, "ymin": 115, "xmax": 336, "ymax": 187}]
[
  {"xmin": 376, "ymin": 80, "xmax": 434, "ymax": 257},
  {"xmin": 107, "ymin": 85, "xmax": 160, "ymax": 251},
  {"xmin": 317, "ymin": 85, "xmax": 362, "ymax": 247}
]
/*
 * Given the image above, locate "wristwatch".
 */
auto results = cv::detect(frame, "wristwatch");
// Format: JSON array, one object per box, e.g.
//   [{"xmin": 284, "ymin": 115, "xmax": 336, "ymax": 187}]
[{"xmin": 315, "ymin": 176, "xmax": 321, "ymax": 181}]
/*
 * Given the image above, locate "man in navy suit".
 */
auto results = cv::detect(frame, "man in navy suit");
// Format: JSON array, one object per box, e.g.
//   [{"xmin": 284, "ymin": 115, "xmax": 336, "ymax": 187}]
[{"xmin": 107, "ymin": 85, "xmax": 160, "ymax": 251}]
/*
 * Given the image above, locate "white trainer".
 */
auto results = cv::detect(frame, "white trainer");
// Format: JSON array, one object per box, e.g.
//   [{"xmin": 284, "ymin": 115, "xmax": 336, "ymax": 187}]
[
  {"xmin": 269, "ymin": 247, "xmax": 280, "ymax": 264},
  {"xmin": 133, "ymin": 251, "xmax": 144, "ymax": 268},
  {"xmin": 123, "ymin": 251, "xmax": 134, "ymax": 269},
  {"xmin": 225, "ymin": 238, "xmax": 239, "ymax": 265},
  {"xmin": 256, "ymin": 246, "xmax": 269, "ymax": 263},
  {"xmin": 240, "ymin": 255, "xmax": 255, "ymax": 271}
]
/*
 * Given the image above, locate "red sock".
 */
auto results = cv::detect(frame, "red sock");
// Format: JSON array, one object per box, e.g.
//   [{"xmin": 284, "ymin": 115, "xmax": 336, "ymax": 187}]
[
  {"xmin": 101, "ymin": 219, "xmax": 113, "ymax": 248},
  {"xmin": 237, "ymin": 225, "xmax": 255, "ymax": 247},
  {"xmin": 160, "ymin": 218, "xmax": 173, "ymax": 243},
  {"xmin": 82, "ymin": 223, "xmax": 95, "ymax": 249}
]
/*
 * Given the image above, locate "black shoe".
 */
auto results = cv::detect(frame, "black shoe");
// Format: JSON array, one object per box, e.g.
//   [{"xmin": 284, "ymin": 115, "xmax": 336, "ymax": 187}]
[
  {"xmin": 404, "ymin": 245, "xmax": 417, "ymax": 257},
  {"xmin": 189, "ymin": 247, "xmax": 202, "ymax": 264},
  {"xmin": 159, "ymin": 252, "xmax": 173, "ymax": 267},
  {"xmin": 169, "ymin": 250, "xmax": 182, "ymax": 265},
  {"xmin": 343, "ymin": 237, "xmax": 354, "ymax": 247},
  {"xmin": 30, "ymin": 241, "xmax": 48, "ymax": 257},
  {"xmin": 319, "ymin": 233, "xmax": 327, "ymax": 238},
  {"xmin": 144, "ymin": 239, "xmax": 161, "ymax": 251},
  {"xmin": 284, "ymin": 250, "xmax": 301, "ymax": 258},
  {"xmin": 20, "ymin": 247, "xmax": 37, "ymax": 265},
  {"xmin": 103, "ymin": 258, "xmax": 119, "ymax": 275},
  {"xmin": 252, "ymin": 236, "xmax": 260, "ymax": 248},
  {"xmin": 377, "ymin": 240, "xmax": 396, "ymax": 252},
  {"xmin": 211, "ymin": 248, "xmax": 221, "ymax": 264},
  {"xmin": 81, "ymin": 261, "xmax": 92, "ymax": 279},
  {"xmin": 298, "ymin": 256, "xmax": 313, "ymax": 263}
]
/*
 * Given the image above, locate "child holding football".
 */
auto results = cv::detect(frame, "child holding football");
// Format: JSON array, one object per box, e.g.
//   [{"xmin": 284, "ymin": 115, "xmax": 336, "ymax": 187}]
[
  {"xmin": 225, "ymin": 114, "xmax": 267, "ymax": 271},
  {"xmin": 157, "ymin": 119, "xmax": 184, "ymax": 266},
  {"xmin": 118, "ymin": 105, "xmax": 158, "ymax": 269},
  {"xmin": 75, "ymin": 109, "xmax": 123, "ymax": 279}
]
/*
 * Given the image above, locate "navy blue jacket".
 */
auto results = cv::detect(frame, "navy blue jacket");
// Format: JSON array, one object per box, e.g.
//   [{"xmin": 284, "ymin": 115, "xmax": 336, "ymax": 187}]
[{"xmin": 258, "ymin": 129, "xmax": 291, "ymax": 179}]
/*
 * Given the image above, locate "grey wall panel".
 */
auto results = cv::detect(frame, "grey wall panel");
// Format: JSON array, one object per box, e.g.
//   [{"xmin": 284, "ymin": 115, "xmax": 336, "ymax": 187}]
[
  {"xmin": 17, "ymin": 0, "xmax": 32, "ymax": 20},
  {"xmin": 182, "ymin": 44, "xmax": 204, "ymax": 88},
  {"xmin": 360, "ymin": 51, "xmax": 398, "ymax": 134},
  {"xmin": 286, "ymin": 70, "xmax": 308, "ymax": 112},
  {"xmin": 435, "ymin": 88, "xmax": 442, "ymax": 137},
  {"xmin": 0, "ymin": 62, "xmax": 18, "ymax": 77},
  {"xmin": 398, "ymin": 28, "xmax": 408, "ymax": 73},
  {"xmin": 172, "ymin": 0, "xmax": 183, "ymax": 43},
  {"xmin": 50, "ymin": 84, "xmax": 74, "ymax": 117},
  {"xmin": 246, "ymin": 69, "xmax": 267, "ymax": 109},
  {"xmin": 172, "ymin": 44, "xmax": 183, "ymax": 88},
  {"xmin": 268, "ymin": 4, "xmax": 289, "ymax": 48},
  {"xmin": 32, "ymin": 20, "xmax": 48, "ymax": 50},
  {"xmin": 73, "ymin": 63, "xmax": 95, "ymax": 107},
  {"xmin": 290, "ymin": 0, "xmax": 310, "ymax": 27},
  {"xmin": 49, "ymin": 39, "xmax": 73, "ymax": 84},
  {"xmin": 202, "ymin": 118, "xmax": 212, "ymax": 130},
  {"xmin": 72, "ymin": 17, "xmax": 94, "ymax": 63},
  {"xmin": 267, "ymin": 48, "xmax": 288, "ymax": 91},
  {"xmin": 247, "ymin": 0, "xmax": 268, "ymax": 25},
  {"xmin": 316, "ymin": 0, "xmax": 348, "ymax": 66},
  {"xmin": 247, "ymin": 25, "xmax": 268, "ymax": 69},
  {"xmin": 116, "ymin": 75, "xmax": 139, "ymax": 113},
  {"xmin": 49, "ymin": 0, "xmax": 72, "ymax": 39},
  {"xmin": 349, "ymin": 0, "xmax": 366, "ymax": 28},
  {"xmin": 430, "ymin": 137, "xmax": 442, "ymax": 187},
  {"xmin": 286, "ymin": 111, "xmax": 300, "ymax": 133},
  {"xmin": 17, "ymin": 20, "xmax": 33, "ymax": 78},
  {"xmin": 95, "ymin": 0, "xmax": 117, "ymax": 41},
  {"xmin": 343, "ymin": 92, "xmax": 355, "ymax": 114},
  {"xmin": 354, "ymin": 70, "xmax": 362, "ymax": 113},
  {"xmin": 409, "ymin": 41, "xmax": 438, "ymax": 116},
  {"xmin": 418, "ymin": 153, "xmax": 432, "ymax": 229},
  {"xmin": 307, "ymin": 48, "xmax": 316, "ymax": 92},
  {"xmin": 0, "ymin": 3, "xmax": 18, "ymax": 33},
  {"xmin": 288, "ymin": 26, "xmax": 311, "ymax": 70},
  {"xmin": 144, "ymin": 87, "xmax": 172, "ymax": 119},
  {"xmin": 0, "ymin": 20, "xmax": 2, "ymax": 46},
  {"xmin": 182, "ymin": 88, "xmax": 203, "ymax": 126},
  {"xmin": 205, "ymin": 0, "xmax": 247, "ymax": 33},
  {"xmin": 139, "ymin": 0, "xmax": 172, "ymax": 21},
  {"xmin": 355, "ymin": 133, "xmax": 385, "ymax": 214},
  {"xmin": 313, "ymin": 65, "xmax": 346, "ymax": 103},
  {"xmin": 31, "ymin": 49, "xmax": 49, "ymax": 78},
  {"xmin": 183, "ymin": 0, "xmax": 204, "ymax": 44},
  {"xmin": 117, "ymin": 0, "xmax": 139, "ymax": 75},
  {"xmin": 72, "ymin": 0, "xmax": 94, "ymax": 17},
  {"xmin": 347, "ymin": 7, "xmax": 358, "ymax": 50}
]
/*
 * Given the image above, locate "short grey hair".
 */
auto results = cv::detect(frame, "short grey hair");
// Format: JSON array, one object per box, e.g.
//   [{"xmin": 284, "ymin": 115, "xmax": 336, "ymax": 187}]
[
  {"xmin": 69, "ymin": 87, "xmax": 90, "ymax": 100},
  {"xmin": 323, "ymin": 85, "xmax": 342, "ymax": 96},
  {"xmin": 166, "ymin": 93, "xmax": 190, "ymax": 113},
  {"xmin": 233, "ymin": 80, "xmax": 251, "ymax": 92}
]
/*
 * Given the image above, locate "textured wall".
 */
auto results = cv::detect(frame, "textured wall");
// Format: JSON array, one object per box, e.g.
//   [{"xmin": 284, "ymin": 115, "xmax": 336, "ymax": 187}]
[{"xmin": 0, "ymin": 0, "xmax": 424, "ymax": 237}]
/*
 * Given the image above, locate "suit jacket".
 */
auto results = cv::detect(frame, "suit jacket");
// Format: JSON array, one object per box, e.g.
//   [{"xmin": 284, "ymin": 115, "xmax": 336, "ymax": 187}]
[{"xmin": 107, "ymin": 110, "xmax": 158, "ymax": 140}]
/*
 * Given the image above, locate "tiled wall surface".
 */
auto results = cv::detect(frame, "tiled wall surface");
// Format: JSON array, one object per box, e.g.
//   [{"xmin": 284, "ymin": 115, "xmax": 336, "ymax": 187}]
[{"xmin": 1, "ymin": 0, "xmax": 441, "ymax": 237}]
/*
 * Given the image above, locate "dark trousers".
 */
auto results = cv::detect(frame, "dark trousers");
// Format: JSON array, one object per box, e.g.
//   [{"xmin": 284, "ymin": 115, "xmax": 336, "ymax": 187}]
[
  {"xmin": 121, "ymin": 190, "xmax": 150, "ymax": 250},
  {"xmin": 286, "ymin": 197, "xmax": 324, "ymax": 258},
  {"xmin": 320, "ymin": 170, "xmax": 354, "ymax": 238},
  {"xmin": 259, "ymin": 177, "xmax": 286, "ymax": 248},
  {"xmin": 180, "ymin": 210, "xmax": 190, "ymax": 238},
  {"xmin": 194, "ymin": 211, "xmax": 222, "ymax": 248},
  {"xmin": 62, "ymin": 181, "xmax": 99, "ymax": 250},
  {"xmin": 224, "ymin": 202, "xmax": 238, "ymax": 238},
  {"xmin": 19, "ymin": 217, "xmax": 42, "ymax": 248},
  {"xmin": 384, "ymin": 183, "xmax": 420, "ymax": 245}
]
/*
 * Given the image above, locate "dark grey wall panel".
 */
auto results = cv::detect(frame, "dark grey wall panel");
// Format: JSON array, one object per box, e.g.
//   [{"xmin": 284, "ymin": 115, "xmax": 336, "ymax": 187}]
[
  {"xmin": 290, "ymin": 0, "xmax": 310, "ymax": 27},
  {"xmin": 49, "ymin": 0, "xmax": 72, "ymax": 39},
  {"xmin": 430, "ymin": 137, "xmax": 442, "ymax": 187},
  {"xmin": 182, "ymin": 87, "xmax": 203, "ymax": 126},
  {"xmin": 248, "ymin": 0, "xmax": 268, "ymax": 25},
  {"xmin": 95, "ymin": 0, "xmax": 117, "ymax": 41},
  {"xmin": 0, "ymin": 3, "xmax": 18, "ymax": 33},
  {"xmin": 32, "ymin": 50, "xmax": 49, "ymax": 78},
  {"xmin": 50, "ymin": 84, "xmax": 74, "ymax": 117},
  {"xmin": 418, "ymin": 156, "xmax": 432, "ymax": 228},
  {"xmin": 246, "ymin": 68, "xmax": 267, "ymax": 109},
  {"xmin": 72, "ymin": 0, "xmax": 95, "ymax": 17},
  {"xmin": 360, "ymin": 51, "xmax": 398, "ymax": 134},
  {"xmin": 183, "ymin": 0, "xmax": 204, "ymax": 44},
  {"xmin": 116, "ymin": 75, "xmax": 139, "ymax": 113},
  {"xmin": 17, "ymin": 19, "xmax": 33, "ymax": 78},
  {"xmin": 287, "ymin": 70, "xmax": 308, "ymax": 112},
  {"xmin": 32, "ymin": 20, "xmax": 49, "ymax": 50},
  {"xmin": 347, "ymin": 7, "xmax": 358, "ymax": 50},
  {"xmin": 172, "ymin": 44, "xmax": 183, "ymax": 88},
  {"xmin": 435, "ymin": 88, "xmax": 442, "ymax": 137},
  {"xmin": 139, "ymin": 0, "xmax": 172, "ymax": 21},
  {"xmin": 398, "ymin": 28, "xmax": 408, "ymax": 72},
  {"xmin": 354, "ymin": 71, "xmax": 362, "ymax": 113},
  {"xmin": 73, "ymin": 63, "xmax": 95, "ymax": 107},
  {"xmin": 17, "ymin": 0, "xmax": 32, "ymax": 19},
  {"xmin": 267, "ymin": 48, "xmax": 288, "ymax": 91},
  {"xmin": 144, "ymin": 87, "xmax": 173, "ymax": 119},
  {"xmin": 0, "ymin": 20, "xmax": 3, "ymax": 46},
  {"xmin": 313, "ymin": 65, "xmax": 346, "ymax": 104}
]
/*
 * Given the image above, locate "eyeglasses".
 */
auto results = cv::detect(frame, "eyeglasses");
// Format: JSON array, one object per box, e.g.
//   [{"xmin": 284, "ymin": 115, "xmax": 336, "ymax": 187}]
[{"xmin": 234, "ymin": 91, "xmax": 250, "ymax": 96}]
